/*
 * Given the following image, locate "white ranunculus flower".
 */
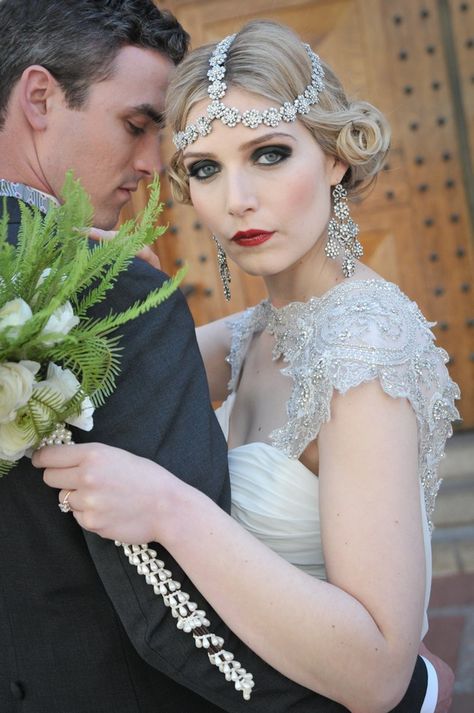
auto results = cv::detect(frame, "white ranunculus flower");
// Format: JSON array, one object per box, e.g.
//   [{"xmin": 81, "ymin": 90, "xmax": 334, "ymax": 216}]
[
  {"xmin": 0, "ymin": 298, "xmax": 33, "ymax": 339},
  {"xmin": 41, "ymin": 362, "xmax": 94, "ymax": 431},
  {"xmin": 40, "ymin": 302, "xmax": 80, "ymax": 346},
  {"xmin": 0, "ymin": 414, "xmax": 37, "ymax": 462},
  {"xmin": 0, "ymin": 360, "xmax": 40, "ymax": 423}
]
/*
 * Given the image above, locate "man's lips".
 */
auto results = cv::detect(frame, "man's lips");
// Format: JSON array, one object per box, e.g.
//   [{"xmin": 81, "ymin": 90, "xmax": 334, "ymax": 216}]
[
  {"xmin": 231, "ymin": 230, "xmax": 274, "ymax": 246},
  {"xmin": 117, "ymin": 185, "xmax": 138, "ymax": 202}
]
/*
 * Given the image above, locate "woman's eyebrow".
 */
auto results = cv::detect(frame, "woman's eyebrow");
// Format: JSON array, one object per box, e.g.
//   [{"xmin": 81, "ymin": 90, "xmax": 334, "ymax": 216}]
[
  {"xmin": 183, "ymin": 132, "xmax": 296, "ymax": 160},
  {"xmin": 239, "ymin": 132, "xmax": 296, "ymax": 150}
]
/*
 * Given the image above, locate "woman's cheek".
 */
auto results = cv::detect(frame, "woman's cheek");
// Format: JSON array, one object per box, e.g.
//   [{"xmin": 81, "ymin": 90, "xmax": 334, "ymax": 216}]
[{"xmin": 190, "ymin": 187, "xmax": 215, "ymax": 228}]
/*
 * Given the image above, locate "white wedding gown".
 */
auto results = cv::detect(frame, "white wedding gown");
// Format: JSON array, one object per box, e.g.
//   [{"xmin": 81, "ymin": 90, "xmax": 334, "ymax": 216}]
[
  {"xmin": 215, "ymin": 280, "xmax": 460, "ymax": 646},
  {"xmin": 216, "ymin": 392, "xmax": 432, "ymax": 637}
]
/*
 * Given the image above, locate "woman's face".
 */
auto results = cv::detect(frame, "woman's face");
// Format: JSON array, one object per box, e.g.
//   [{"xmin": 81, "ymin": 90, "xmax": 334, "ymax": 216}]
[{"xmin": 182, "ymin": 87, "xmax": 346, "ymax": 280}]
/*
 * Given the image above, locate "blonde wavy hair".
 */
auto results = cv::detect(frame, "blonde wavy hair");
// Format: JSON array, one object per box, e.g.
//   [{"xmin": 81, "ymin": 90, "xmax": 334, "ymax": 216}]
[{"xmin": 166, "ymin": 19, "xmax": 391, "ymax": 204}]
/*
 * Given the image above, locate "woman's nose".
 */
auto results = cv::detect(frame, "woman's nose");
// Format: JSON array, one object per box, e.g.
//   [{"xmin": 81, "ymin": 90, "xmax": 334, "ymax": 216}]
[{"xmin": 226, "ymin": 172, "xmax": 258, "ymax": 216}]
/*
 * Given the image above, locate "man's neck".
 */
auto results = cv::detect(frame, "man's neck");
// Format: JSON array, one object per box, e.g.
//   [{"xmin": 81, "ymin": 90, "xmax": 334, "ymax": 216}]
[{"xmin": 0, "ymin": 143, "xmax": 57, "ymax": 200}]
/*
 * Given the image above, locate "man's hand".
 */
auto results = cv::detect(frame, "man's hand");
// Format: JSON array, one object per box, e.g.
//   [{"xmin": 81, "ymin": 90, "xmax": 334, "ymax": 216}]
[
  {"xmin": 89, "ymin": 227, "xmax": 162, "ymax": 270},
  {"xmin": 419, "ymin": 641, "xmax": 454, "ymax": 713}
]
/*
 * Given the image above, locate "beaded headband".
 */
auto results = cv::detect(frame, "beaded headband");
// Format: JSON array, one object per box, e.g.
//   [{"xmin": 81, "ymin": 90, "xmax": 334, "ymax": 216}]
[{"xmin": 172, "ymin": 33, "xmax": 325, "ymax": 151}]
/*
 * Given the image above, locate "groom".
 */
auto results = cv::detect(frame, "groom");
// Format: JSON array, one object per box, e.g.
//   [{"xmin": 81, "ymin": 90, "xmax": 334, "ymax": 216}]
[{"xmin": 0, "ymin": 1, "xmax": 437, "ymax": 711}]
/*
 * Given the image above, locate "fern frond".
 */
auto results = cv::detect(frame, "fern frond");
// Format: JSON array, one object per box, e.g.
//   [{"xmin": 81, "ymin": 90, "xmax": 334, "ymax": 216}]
[
  {"xmin": 0, "ymin": 243, "xmax": 16, "ymax": 306},
  {"xmin": 20, "ymin": 391, "xmax": 62, "ymax": 445},
  {"xmin": 0, "ymin": 197, "xmax": 8, "ymax": 245},
  {"xmin": 0, "ymin": 459, "xmax": 15, "ymax": 478},
  {"xmin": 26, "ymin": 383, "xmax": 90, "ymax": 440},
  {"xmin": 73, "ymin": 237, "xmax": 143, "ymax": 317},
  {"xmin": 79, "ymin": 267, "xmax": 187, "ymax": 338},
  {"xmin": 13, "ymin": 205, "xmax": 53, "ymax": 299},
  {"xmin": 46, "ymin": 333, "xmax": 123, "ymax": 405},
  {"xmin": 1, "ymin": 172, "xmax": 184, "ymax": 459}
]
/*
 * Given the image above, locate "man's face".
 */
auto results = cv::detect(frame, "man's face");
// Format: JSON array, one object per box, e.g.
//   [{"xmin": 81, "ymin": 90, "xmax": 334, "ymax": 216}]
[{"xmin": 37, "ymin": 46, "xmax": 174, "ymax": 228}]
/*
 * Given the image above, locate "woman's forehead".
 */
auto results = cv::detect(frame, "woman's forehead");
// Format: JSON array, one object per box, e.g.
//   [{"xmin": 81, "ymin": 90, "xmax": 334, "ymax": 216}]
[{"xmin": 185, "ymin": 86, "xmax": 279, "ymax": 124}]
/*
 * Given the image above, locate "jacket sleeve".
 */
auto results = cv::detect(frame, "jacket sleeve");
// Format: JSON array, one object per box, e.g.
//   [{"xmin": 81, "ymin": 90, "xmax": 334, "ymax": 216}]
[{"xmin": 80, "ymin": 260, "xmax": 428, "ymax": 713}]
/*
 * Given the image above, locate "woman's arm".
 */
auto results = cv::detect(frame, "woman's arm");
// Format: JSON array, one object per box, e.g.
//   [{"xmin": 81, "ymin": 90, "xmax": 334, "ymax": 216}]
[
  {"xmin": 35, "ymin": 379, "xmax": 426, "ymax": 713},
  {"xmin": 195, "ymin": 316, "xmax": 236, "ymax": 402}
]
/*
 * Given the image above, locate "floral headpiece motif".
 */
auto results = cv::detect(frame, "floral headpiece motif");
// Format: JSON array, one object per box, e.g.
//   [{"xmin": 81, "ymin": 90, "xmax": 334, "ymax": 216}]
[{"xmin": 173, "ymin": 33, "xmax": 325, "ymax": 150}]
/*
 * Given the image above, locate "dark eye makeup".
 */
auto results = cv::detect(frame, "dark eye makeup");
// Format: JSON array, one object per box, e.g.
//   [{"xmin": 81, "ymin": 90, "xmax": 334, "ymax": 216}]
[
  {"xmin": 252, "ymin": 144, "xmax": 292, "ymax": 164},
  {"xmin": 186, "ymin": 144, "xmax": 293, "ymax": 181},
  {"xmin": 187, "ymin": 160, "xmax": 219, "ymax": 180}
]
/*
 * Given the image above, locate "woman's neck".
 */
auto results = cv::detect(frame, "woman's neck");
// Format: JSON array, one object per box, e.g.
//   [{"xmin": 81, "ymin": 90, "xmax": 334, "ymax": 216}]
[{"xmin": 263, "ymin": 239, "xmax": 345, "ymax": 308}]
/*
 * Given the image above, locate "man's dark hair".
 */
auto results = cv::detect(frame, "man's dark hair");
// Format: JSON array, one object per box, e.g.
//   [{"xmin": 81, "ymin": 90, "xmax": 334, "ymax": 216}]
[{"xmin": 0, "ymin": 0, "xmax": 189, "ymax": 129}]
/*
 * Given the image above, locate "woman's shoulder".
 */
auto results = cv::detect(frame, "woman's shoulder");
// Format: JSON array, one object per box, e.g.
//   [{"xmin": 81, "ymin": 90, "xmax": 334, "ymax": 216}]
[
  {"xmin": 271, "ymin": 279, "xmax": 460, "ymax": 469},
  {"xmin": 313, "ymin": 278, "xmax": 460, "ymax": 526},
  {"xmin": 309, "ymin": 278, "xmax": 460, "ymax": 405},
  {"xmin": 315, "ymin": 278, "xmax": 433, "ymax": 360}
]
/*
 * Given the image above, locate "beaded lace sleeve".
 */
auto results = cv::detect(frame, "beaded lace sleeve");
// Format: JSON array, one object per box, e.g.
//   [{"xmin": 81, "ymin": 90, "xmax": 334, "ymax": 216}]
[{"xmin": 227, "ymin": 281, "xmax": 460, "ymax": 528}]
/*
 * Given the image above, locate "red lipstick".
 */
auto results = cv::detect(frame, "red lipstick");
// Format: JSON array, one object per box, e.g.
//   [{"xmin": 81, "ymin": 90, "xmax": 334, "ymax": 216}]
[{"xmin": 231, "ymin": 229, "xmax": 274, "ymax": 247}]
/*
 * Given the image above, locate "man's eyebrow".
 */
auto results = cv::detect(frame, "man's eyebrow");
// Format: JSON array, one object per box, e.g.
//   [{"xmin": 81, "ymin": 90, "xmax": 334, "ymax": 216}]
[{"xmin": 129, "ymin": 104, "xmax": 165, "ymax": 126}]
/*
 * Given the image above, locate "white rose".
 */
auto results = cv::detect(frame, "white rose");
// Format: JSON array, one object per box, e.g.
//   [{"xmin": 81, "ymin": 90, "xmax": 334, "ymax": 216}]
[
  {"xmin": 40, "ymin": 302, "xmax": 79, "ymax": 346},
  {"xmin": 0, "ymin": 360, "xmax": 40, "ymax": 423},
  {"xmin": 0, "ymin": 414, "xmax": 36, "ymax": 462},
  {"xmin": 40, "ymin": 363, "xmax": 94, "ymax": 431},
  {"xmin": 0, "ymin": 298, "xmax": 33, "ymax": 339}
]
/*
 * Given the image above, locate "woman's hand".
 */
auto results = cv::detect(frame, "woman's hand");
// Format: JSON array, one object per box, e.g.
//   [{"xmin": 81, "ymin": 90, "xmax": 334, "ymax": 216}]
[
  {"xmin": 419, "ymin": 641, "xmax": 454, "ymax": 713},
  {"xmin": 32, "ymin": 443, "xmax": 178, "ymax": 544},
  {"xmin": 89, "ymin": 227, "xmax": 162, "ymax": 270}
]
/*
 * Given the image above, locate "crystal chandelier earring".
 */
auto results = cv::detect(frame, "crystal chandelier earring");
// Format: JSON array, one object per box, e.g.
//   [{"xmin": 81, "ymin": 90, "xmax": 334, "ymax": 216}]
[
  {"xmin": 211, "ymin": 235, "xmax": 231, "ymax": 301},
  {"xmin": 325, "ymin": 183, "xmax": 363, "ymax": 278}
]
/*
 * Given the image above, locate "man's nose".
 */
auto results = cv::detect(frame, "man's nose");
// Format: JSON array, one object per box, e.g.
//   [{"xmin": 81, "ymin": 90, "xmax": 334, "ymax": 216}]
[{"xmin": 134, "ymin": 136, "xmax": 163, "ymax": 177}]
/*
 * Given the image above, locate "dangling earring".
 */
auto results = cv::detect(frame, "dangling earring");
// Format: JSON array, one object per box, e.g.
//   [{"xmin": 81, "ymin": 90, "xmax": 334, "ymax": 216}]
[
  {"xmin": 211, "ymin": 235, "xmax": 231, "ymax": 301},
  {"xmin": 325, "ymin": 183, "xmax": 363, "ymax": 278}
]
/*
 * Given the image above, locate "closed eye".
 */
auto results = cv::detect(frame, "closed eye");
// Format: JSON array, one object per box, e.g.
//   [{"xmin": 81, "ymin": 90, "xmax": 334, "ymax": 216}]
[{"xmin": 127, "ymin": 122, "xmax": 146, "ymax": 137}]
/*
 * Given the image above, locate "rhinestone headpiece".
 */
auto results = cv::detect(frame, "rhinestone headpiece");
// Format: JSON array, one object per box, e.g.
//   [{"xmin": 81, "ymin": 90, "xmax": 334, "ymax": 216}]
[{"xmin": 173, "ymin": 33, "xmax": 325, "ymax": 151}]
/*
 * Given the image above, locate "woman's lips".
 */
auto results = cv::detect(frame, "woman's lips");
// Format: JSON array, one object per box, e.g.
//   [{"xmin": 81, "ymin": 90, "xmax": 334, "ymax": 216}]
[{"xmin": 231, "ymin": 230, "xmax": 274, "ymax": 247}]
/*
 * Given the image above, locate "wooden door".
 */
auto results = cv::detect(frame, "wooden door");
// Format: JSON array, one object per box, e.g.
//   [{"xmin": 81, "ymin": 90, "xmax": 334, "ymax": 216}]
[{"xmin": 124, "ymin": 0, "xmax": 474, "ymax": 426}]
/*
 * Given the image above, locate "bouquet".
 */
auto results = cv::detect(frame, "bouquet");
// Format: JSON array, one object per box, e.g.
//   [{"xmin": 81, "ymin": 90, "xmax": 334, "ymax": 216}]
[
  {"xmin": 0, "ymin": 174, "xmax": 254, "ymax": 700},
  {"xmin": 0, "ymin": 173, "xmax": 185, "ymax": 472}
]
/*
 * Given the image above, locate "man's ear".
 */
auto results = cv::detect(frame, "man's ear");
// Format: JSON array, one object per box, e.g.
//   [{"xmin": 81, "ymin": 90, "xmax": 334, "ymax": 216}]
[{"xmin": 18, "ymin": 65, "xmax": 60, "ymax": 131}]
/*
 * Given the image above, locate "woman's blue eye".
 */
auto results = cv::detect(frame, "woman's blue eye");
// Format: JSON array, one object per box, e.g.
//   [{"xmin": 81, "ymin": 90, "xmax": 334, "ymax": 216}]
[
  {"xmin": 188, "ymin": 162, "xmax": 219, "ymax": 180},
  {"xmin": 254, "ymin": 145, "xmax": 292, "ymax": 165}
]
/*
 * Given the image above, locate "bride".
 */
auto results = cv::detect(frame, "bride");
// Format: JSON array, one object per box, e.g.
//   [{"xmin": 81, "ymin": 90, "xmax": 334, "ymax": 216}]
[{"xmin": 35, "ymin": 20, "xmax": 458, "ymax": 713}]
